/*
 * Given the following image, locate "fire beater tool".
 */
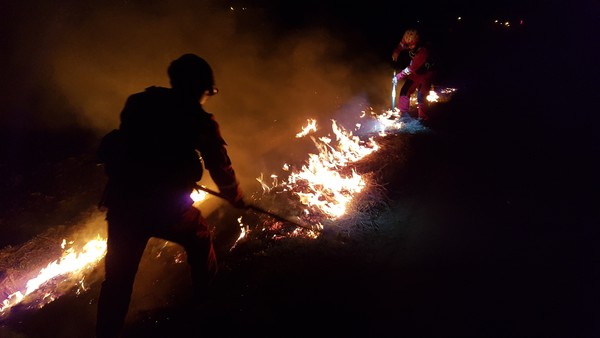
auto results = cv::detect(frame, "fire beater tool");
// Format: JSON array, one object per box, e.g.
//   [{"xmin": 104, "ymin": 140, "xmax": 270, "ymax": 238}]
[
  {"xmin": 391, "ymin": 70, "xmax": 397, "ymax": 110},
  {"xmin": 194, "ymin": 185, "xmax": 318, "ymax": 232}
]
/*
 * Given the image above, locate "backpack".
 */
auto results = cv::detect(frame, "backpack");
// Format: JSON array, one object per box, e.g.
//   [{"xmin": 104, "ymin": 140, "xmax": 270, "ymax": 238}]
[
  {"xmin": 98, "ymin": 126, "xmax": 203, "ymax": 187},
  {"xmin": 97, "ymin": 128, "xmax": 128, "ymax": 178}
]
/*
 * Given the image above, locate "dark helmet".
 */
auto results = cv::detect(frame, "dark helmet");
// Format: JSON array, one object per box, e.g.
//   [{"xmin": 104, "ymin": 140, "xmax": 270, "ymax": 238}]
[{"xmin": 168, "ymin": 53, "xmax": 218, "ymax": 96}]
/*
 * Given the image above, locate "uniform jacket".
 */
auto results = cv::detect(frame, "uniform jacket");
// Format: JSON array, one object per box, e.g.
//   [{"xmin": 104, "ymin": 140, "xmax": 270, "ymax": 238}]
[
  {"xmin": 393, "ymin": 43, "xmax": 435, "ymax": 76},
  {"xmin": 99, "ymin": 86, "xmax": 239, "ymax": 210}
]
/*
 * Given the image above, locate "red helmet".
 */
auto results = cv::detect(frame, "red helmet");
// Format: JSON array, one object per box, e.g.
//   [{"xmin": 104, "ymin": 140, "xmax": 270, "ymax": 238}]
[{"xmin": 401, "ymin": 29, "xmax": 420, "ymax": 47}]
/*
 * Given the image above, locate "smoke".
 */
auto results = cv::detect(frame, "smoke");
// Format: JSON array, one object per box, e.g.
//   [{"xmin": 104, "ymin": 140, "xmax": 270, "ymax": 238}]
[{"xmin": 1, "ymin": 0, "xmax": 390, "ymax": 196}]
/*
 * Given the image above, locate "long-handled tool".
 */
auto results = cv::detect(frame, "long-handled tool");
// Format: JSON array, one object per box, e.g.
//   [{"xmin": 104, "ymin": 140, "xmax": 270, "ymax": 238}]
[
  {"xmin": 194, "ymin": 185, "xmax": 318, "ymax": 232},
  {"xmin": 391, "ymin": 70, "xmax": 397, "ymax": 110}
]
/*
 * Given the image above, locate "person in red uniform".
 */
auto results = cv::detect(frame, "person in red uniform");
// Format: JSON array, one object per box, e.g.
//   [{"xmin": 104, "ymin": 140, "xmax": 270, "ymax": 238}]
[
  {"xmin": 392, "ymin": 28, "xmax": 435, "ymax": 121},
  {"xmin": 95, "ymin": 53, "xmax": 245, "ymax": 338}
]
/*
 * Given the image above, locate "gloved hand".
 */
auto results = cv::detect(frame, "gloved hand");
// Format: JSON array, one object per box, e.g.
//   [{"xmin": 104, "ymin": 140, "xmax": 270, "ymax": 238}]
[
  {"xmin": 220, "ymin": 185, "xmax": 246, "ymax": 209},
  {"xmin": 397, "ymin": 69, "xmax": 409, "ymax": 80},
  {"xmin": 231, "ymin": 195, "xmax": 246, "ymax": 209},
  {"xmin": 392, "ymin": 43, "xmax": 407, "ymax": 61}
]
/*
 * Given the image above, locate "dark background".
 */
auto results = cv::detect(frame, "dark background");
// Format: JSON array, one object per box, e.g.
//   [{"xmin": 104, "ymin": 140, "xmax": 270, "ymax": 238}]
[{"xmin": 1, "ymin": 0, "xmax": 598, "ymax": 337}]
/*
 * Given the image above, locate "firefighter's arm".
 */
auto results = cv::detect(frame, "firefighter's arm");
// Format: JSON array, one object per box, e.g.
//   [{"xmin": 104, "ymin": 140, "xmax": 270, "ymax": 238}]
[
  {"xmin": 391, "ymin": 42, "xmax": 408, "ymax": 61},
  {"xmin": 199, "ymin": 118, "xmax": 246, "ymax": 208},
  {"xmin": 204, "ymin": 152, "xmax": 245, "ymax": 208},
  {"xmin": 402, "ymin": 48, "xmax": 428, "ymax": 77}
]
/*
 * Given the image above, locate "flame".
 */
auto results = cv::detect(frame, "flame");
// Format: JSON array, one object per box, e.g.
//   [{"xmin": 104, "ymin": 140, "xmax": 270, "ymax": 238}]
[
  {"xmin": 252, "ymin": 86, "xmax": 457, "ymax": 236},
  {"xmin": 257, "ymin": 119, "xmax": 379, "ymax": 228},
  {"xmin": 285, "ymin": 120, "xmax": 377, "ymax": 218},
  {"xmin": 426, "ymin": 89, "xmax": 439, "ymax": 102},
  {"xmin": 295, "ymin": 118, "xmax": 317, "ymax": 138},
  {"xmin": 1, "ymin": 236, "xmax": 107, "ymax": 314},
  {"xmin": 374, "ymin": 85, "xmax": 458, "ymax": 134},
  {"xmin": 0, "ymin": 189, "xmax": 209, "ymax": 318}
]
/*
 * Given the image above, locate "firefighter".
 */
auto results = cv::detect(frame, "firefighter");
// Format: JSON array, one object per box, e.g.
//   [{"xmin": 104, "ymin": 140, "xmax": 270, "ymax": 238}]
[
  {"xmin": 392, "ymin": 28, "xmax": 436, "ymax": 121},
  {"xmin": 95, "ymin": 53, "xmax": 245, "ymax": 338}
]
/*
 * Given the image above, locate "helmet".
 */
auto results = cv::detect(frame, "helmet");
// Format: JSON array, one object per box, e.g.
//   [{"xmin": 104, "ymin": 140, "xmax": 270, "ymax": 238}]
[
  {"xmin": 401, "ymin": 29, "xmax": 420, "ymax": 47},
  {"xmin": 168, "ymin": 53, "xmax": 218, "ymax": 96}
]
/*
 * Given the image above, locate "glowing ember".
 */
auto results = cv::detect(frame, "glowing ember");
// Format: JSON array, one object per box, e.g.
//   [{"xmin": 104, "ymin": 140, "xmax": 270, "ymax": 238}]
[
  {"xmin": 230, "ymin": 216, "xmax": 248, "ymax": 250},
  {"xmin": 1, "ymin": 236, "xmax": 107, "ymax": 314}
]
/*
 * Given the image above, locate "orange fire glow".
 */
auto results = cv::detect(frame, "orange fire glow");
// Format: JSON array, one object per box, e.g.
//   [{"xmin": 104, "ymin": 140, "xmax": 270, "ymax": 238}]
[{"xmin": 1, "ymin": 236, "xmax": 106, "ymax": 314}]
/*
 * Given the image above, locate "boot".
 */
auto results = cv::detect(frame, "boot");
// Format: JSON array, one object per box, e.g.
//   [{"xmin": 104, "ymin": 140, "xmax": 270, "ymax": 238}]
[
  {"xmin": 417, "ymin": 102, "xmax": 429, "ymax": 122},
  {"xmin": 398, "ymin": 95, "xmax": 411, "ymax": 120}
]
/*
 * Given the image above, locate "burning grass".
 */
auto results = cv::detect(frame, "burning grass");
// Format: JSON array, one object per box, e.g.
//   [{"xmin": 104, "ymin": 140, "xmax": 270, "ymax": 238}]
[
  {"xmin": 0, "ymin": 209, "xmax": 106, "ymax": 319},
  {"xmin": 231, "ymin": 117, "xmax": 421, "ymax": 249},
  {"xmin": 236, "ymin": 117, "xmax": 399, "ymax": 244},
  {"xmin": 0, "ymin": 102, "xmax": 437, "ymax": 325}
]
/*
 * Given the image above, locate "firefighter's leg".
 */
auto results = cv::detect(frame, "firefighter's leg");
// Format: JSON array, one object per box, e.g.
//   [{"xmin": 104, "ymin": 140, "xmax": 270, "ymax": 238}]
[
  {"xmin": 397, "ymin": 96, "xmax": 411, "ymax": 119},
  {"xmin": 164, "ymin": 206, "xmax": 217, "ymax": 303},
  {"xmin": 417, "ymin": 89, "xmax": 430, "ymax": 121},
  {"xmin": 417, "ymin": 73, "xmax": 434, "ymax": 121},
  {"xmin": 399, "ymin": 79, "xmax": 418, "ymax": 119},
  {"xmin": 96, "ymin": 214, "xmax": 148, "ymax": 338}
]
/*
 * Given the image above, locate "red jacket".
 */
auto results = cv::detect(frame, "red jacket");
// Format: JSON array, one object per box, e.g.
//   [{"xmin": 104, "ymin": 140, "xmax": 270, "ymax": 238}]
[{"xmin": 393, "ymin": 43, "xmax": 434, "ymax": 77}]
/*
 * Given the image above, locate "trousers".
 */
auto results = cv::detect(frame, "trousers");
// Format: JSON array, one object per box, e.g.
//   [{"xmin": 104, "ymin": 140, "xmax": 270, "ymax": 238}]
[
  {"xmin": 397, "ymin": 70, "xmax": 435, "ymax": 119},
  {"xmin": 96, "ymin": 203, "xmax": 217, "ymax": 338}
]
